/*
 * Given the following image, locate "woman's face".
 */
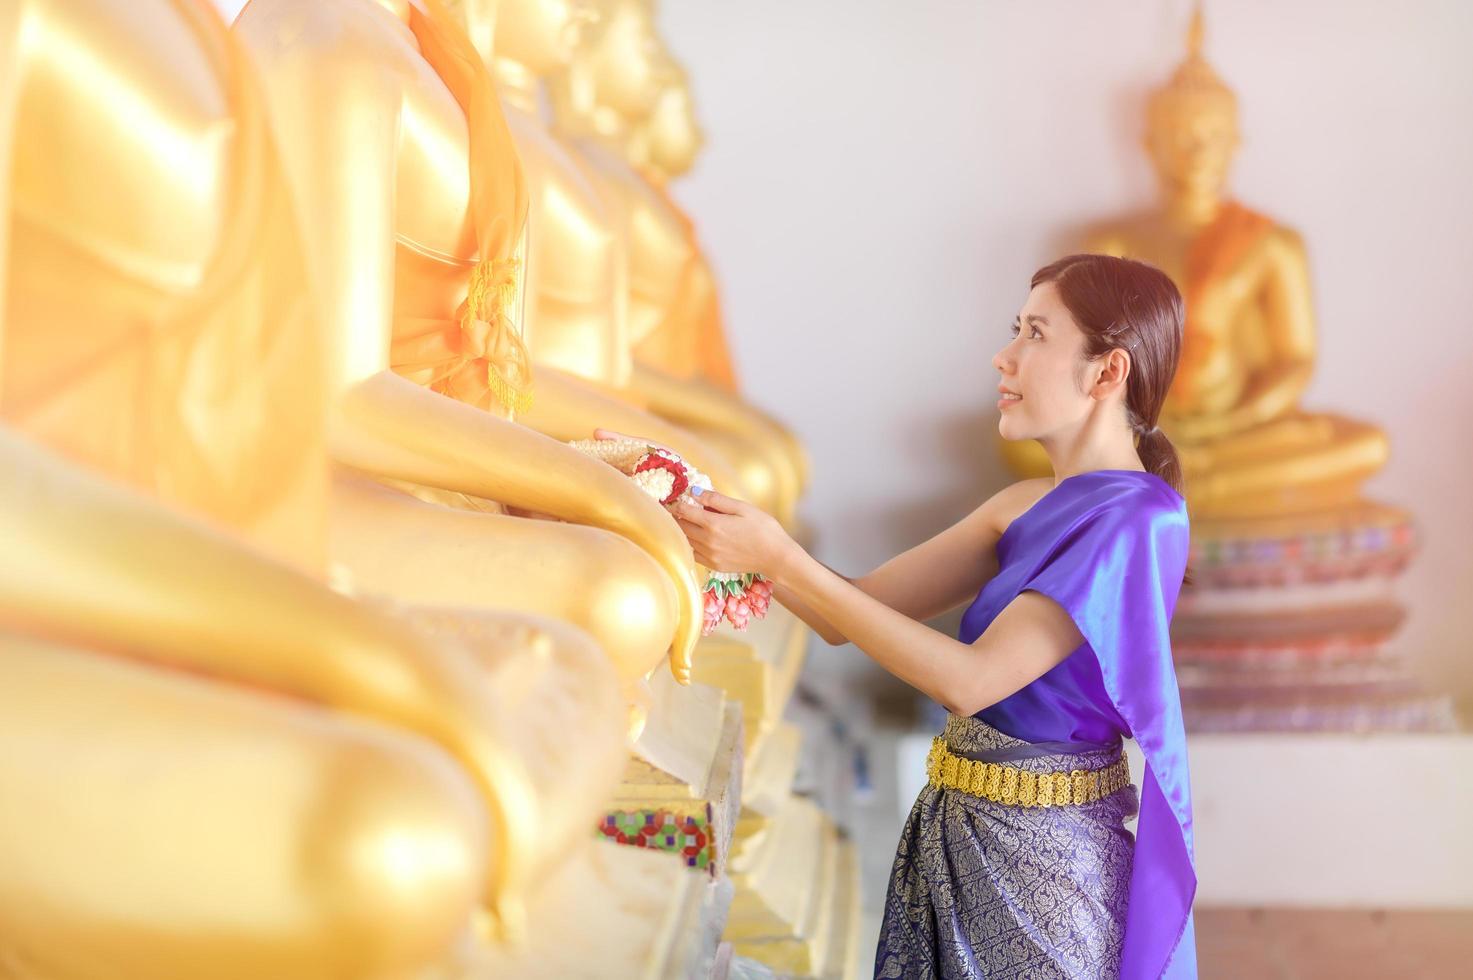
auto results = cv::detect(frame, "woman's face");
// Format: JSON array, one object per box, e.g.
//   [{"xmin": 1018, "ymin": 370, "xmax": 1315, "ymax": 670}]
[{"xmin": 991, "ymin": 282, "xmax": 1094, "ymax": 442}]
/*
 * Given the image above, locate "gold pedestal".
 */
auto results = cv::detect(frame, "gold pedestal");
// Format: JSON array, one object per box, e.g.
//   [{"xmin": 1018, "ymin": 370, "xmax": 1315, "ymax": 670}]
[
  {"xmin": 818, "ymin": 839, "xmax": 864, "ymax": 980},
  {"xmin": 458, "ymin": 841, "xmax": 727, "ymax": 979},
  {"xmin": 601, "ymin": 673, "xmax": 745, "ymax": 877},
  {"xmin": 692, "ymin": 636, "xmax": 773, "ymax": 757},
  {"xmin": 735, "ymin": 722, "xmax": 803, "ymax": 854},
  {"xmin": 724, "ymin": 796, "xmax": 851, "ymax": 976},
  {"xmin": 693, "ymin": 605, "xmax": 807, "ymax": 753}
]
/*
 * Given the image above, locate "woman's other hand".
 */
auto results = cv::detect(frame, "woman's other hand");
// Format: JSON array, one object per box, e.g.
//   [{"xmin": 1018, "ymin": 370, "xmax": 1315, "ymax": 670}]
[
  {"xmin": 593, "ymin": 427, "xmax": 674, "ymax": 454},
  {"xmin": 672, "ymin": 490, "xmax": 797, "ymax": 579}
]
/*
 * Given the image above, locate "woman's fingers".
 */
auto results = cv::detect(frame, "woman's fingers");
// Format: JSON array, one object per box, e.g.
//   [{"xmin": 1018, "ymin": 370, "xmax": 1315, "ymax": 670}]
[
  {"xmin": 593, "ymin": 427, "xmax": 676, "ymax": 455},
  {"xmin": 691, "ymin": 490, "xmax": 744, "ymax": 516},
  {"xmin": 674, "ymin": 498, "xmax": 715, "ymax": 527},
  {"xmin": 675, "ymin": 518, "xmax": 715, "ymax": 568}
]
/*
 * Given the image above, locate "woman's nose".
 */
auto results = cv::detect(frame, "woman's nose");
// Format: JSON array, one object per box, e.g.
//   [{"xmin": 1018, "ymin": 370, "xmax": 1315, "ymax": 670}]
[{"xmin": 991, "ymin": 345, "xmax": 1012, "ymax": 374}]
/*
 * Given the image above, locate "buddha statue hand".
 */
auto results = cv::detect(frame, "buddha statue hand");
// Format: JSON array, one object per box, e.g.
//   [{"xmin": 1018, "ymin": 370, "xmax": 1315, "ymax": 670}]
[
  {"xmin": 1165, "ymin": 360, "xmax": 1313, "ymax": 444},
  {"xmin": 573, "ymin": 432, "xmax": 774, "ymax": 637}
]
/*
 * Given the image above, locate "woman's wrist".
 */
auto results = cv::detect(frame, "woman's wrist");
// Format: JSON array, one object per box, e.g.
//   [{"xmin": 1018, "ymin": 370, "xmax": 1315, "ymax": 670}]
[{"xmin": 766, "ymin": 535, "xmax": 809, "ymax": 585}]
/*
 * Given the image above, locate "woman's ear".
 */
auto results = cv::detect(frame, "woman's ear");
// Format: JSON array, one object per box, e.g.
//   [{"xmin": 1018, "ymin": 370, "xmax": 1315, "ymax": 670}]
[{"xmin": 1093, "ymin": 348, "xmax": 1132, "ymax": 398}]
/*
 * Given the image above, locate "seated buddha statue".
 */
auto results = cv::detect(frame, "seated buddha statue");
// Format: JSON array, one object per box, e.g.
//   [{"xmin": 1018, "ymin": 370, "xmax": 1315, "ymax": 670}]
[
  {"xmin": 234, "ymin": 0, "xmax": 703, "ymax": 683},
  {"xmin": 469, "ymin": 0, "xmax": 745, "ymax": 498},
  {"xmin": 0, "ymin": 0, "xmax": 626, "ymax": 974},
  {"xmin": 547, "ymin": 0, "xmax": 805, "ymax": 527},
  {"xmin": 1001, "ymin": 10, "xmax": 1389, "ymax": 520},
  {"xmin": 630, "ymin": 57, "xmax": 813, "ymax": 512}
]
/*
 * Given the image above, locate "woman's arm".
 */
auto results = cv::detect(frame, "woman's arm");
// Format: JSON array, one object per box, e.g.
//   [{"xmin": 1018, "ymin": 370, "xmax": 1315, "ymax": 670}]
[
  {"xmin": 753, "ymin": 479, "xmax": 1055, "ymax": 646},
  {"xmin": 675, "ymin": 490, "xmax": 1083, "ymax": 715},
  {"xmin": 768, "ymin": 570, "xmax": 850, "ymax": 646},
  {"xmin": 769, "ymin": 502, "xmax": 1003, "ymax": 646}
]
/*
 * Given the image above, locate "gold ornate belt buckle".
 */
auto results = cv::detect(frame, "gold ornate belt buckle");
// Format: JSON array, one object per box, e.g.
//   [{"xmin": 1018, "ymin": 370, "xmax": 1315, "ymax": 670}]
[{"xmin": 925, "ymin": 737, "xmax": 1129, "ymax": 808}]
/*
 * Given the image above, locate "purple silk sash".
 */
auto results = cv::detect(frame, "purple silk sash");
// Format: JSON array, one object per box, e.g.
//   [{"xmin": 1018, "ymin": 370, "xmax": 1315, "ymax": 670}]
[{"xmin": 958, "ymin": 469, "xmax": 1197, "ymax": 979}]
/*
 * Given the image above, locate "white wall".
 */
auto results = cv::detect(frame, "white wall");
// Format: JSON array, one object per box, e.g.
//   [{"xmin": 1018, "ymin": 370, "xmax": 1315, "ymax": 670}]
[{"xmin": 661, "ymin": 0, "xmax": 1473, "ymax": 699}]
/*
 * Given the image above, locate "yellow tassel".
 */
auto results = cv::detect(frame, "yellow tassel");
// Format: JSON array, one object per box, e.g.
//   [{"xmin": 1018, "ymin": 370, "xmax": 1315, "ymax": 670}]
[{"xmin": 463, "ymin": 256, "xmax": 534, "ymax": 414}]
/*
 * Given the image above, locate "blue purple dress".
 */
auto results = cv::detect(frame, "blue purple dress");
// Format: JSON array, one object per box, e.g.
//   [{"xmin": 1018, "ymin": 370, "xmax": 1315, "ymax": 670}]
[{"xmin": 875, "ymin": 470, "xmax": 1197, "ymax": 979}]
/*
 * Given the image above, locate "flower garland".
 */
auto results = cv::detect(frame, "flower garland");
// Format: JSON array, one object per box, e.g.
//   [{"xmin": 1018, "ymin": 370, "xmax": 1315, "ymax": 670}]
[{"xmin": 570, "ymin": 437, "xmax": 772, "ymax": 635}]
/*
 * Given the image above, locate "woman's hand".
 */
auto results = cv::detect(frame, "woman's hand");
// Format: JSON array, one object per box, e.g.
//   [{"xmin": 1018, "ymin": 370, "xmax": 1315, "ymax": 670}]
[
  {"xmin": 593, "ymin": 427, "xmax": 671, "ymax": 452},
  {"xmin": 594, "ymin": 427, "xmax": 796, "ymax": 574},
  {"xmin": 672, "ymin": 490, "xmax": 798, "ymax": 580}
]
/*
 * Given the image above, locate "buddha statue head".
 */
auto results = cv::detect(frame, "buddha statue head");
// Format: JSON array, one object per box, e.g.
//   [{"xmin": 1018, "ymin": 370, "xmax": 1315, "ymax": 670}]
[
  {"xmin": 436, "ymin": 0, "xmax": 497, "ymax": 60},
  {"xmin": 578, "ymin": 0, "xmax": 665, "ymax": 127},
  {"xmin": 495, "ymin": 0, "xmax": 600, "ymax": 79},
  {"xmin": 1144, "ymin": 6, "xmax": 1240, "ymax": 205},
  {"xmin": 643, "ymin": 58, "xmax": 704, "ymax": 180}
]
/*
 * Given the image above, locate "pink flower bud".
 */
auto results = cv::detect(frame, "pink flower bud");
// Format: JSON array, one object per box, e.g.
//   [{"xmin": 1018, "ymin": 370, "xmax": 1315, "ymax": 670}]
[
  {"xmin": 746, "ymin": 589, "xmax": 770, "ymax": 619},
  {"xmin": 724, "ymin": 597, "xmax": 752, "ymax": 631},
  {"xmin": 702, "ymin": 590, "xmax": 724, "ymax": 636}
]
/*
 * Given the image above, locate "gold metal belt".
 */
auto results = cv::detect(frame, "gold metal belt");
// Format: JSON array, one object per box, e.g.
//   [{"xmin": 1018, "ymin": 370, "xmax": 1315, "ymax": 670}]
[{"xmin": 926, "ymin": 736, "xmax": 1130, "ymax": 808}]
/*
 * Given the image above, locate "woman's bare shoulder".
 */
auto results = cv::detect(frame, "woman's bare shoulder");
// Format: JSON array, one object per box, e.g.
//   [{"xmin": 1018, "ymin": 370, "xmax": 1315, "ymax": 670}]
[{"xmin": 980, "ymin": 478, "xmax": 1056, "ymax": 538}]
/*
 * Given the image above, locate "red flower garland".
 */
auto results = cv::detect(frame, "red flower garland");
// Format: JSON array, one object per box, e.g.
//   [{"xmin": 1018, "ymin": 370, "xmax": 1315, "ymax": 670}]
[{"xmin": 632, "ymin": 451, "xmax": 689, "ymax": 505}]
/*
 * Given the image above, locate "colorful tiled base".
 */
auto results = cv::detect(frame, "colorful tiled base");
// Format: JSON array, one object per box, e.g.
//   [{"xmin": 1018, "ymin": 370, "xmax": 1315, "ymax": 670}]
[
  {"xmin": 604, "ymin": 699, "xmax": 744, "ymax": 877},
  {"xmin": 1172, "ymin": 601, "xmax": 1405, "ymax": 647},
  {"xmin": 598, "ymin": 807, "xmax": 717, "ymax": 874},
  {"xmin": 1186, "ymin": 502, "xmax": 1416, "ymax": 589},
  {"xmin": 1182, "ymin": 690, "xmax": 1460, "ymax": 734},
  {"xmin": 1173, "ymin": 630, "xmax": 1393, "ymax": 671}
]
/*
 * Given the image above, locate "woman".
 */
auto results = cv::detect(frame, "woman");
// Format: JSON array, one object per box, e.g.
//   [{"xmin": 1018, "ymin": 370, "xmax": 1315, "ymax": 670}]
[{"xmin": 666, "ymin": 253, "xmax": 1196, "ymax": 979}]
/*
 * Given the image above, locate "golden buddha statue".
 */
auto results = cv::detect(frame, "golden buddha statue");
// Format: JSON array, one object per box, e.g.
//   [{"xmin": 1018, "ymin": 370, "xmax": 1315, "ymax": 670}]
[
  {"xmin": 548, "ymin": 0, "xmax": 806, "ymax": 527},
  {"xmin": 234, "ymin": 0, "xmax": 704, "ymax": 684},
  {"xmin": 1002, "ymin": 7, "xmax": 1389, "ymax": 519},
  {"xmin": 630, "ymin": 61, "xmax": 734, "ymax": 390},
  {"xmin": 630, "ymin": 56, "xmax": 813, "ymax": 520},
  {"xmin": 0, "ymin": 0, "xmax": 626, "ymax": 973},
  {"xmin": 479, "ymin": 0, "xmax": 746, "ymax": 498}
]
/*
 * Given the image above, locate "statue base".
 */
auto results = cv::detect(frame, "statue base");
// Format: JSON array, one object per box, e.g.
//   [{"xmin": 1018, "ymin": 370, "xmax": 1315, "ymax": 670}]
[
  {"xmin": 690, "ymin": 604, "xmax": 807, "ymax": 758},
  {"xmin": 458, "ymin": 841, "xmax": 732, "ymax": 978},
  {"xmin": 603, "ymin": 674, "xmax": 744, "ymax": 876},
  {"xmin": 1175, "ymin": 502, "xmax": 1458, "ymax": 732},
  {"xmin": 723, "ymin": 796, "xmax": 860, "ymax": 978}
]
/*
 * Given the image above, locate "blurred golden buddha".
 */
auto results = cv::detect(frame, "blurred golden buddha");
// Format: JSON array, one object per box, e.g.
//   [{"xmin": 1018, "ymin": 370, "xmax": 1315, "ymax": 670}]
[
  {"xmin": 234, "ymin": 0, "xmax": 705, "ymax": 683},
  {"xmin": 631, "ymin": 55, "xmax": 813, "ymax": 518},
  {"xmin": 484, "ymin": 0, "xmax": 746, "ymax": 498},
  {"xmin": 550, "ymin": 0, "xmax": 806, "ymax": 527},
  {"xmin": 1003, "ymin": 9, "xmax": 1389, "ymax": 519},
  {"xmin": 0, "ymin": 0, "xmax": 626, "ymax": 974}
]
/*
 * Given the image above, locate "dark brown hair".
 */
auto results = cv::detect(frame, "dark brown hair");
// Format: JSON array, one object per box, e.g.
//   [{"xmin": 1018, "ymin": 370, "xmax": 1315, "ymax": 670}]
[{"xmin": 1030, "ymin": 253, "xmax": 1186, "ymax": 497}]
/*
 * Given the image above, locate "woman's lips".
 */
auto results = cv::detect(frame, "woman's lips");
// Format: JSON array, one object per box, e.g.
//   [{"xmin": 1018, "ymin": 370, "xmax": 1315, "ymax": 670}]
[{"xmin": 998, "ymin": 394, "xmax": 1022, "ymax": 411}]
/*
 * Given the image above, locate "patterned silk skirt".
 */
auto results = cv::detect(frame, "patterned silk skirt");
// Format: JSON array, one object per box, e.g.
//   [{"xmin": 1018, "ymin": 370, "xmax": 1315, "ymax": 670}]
[{"xmin": 874, "ymin": 714, "xmax": 1139, "ymax": 979}]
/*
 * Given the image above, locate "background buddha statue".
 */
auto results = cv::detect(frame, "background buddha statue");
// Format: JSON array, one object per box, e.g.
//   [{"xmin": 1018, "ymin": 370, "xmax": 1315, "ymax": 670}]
[
  {"xmin": 630, "ymin": 54, "xmax": 813, "ymax": 526},
  {"xmin": 1003, "ymin": 5, "xmax": 1437, "ymax": 737},
  {"xmin": 234, "ymin": 0, "xmax": 705, "ymax": 685},
  {"xmin": 0, "ymin": 0, "xmax": 627, "ymax": 974},
  {"xmin": 549, "ymin": 0, "xmax": 805, "ymax": 527},
  {"xmin": 1002, "ymin": 8, "xmax": 1390, "ymax": 521},
  {"xmin": 479, "ymin": 0, "xmax": 748, "ymax": 499}
]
